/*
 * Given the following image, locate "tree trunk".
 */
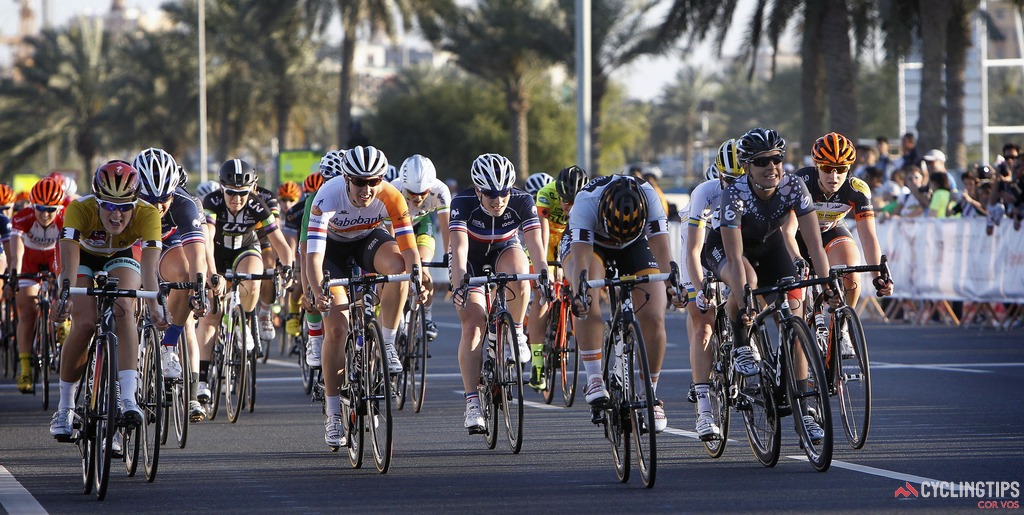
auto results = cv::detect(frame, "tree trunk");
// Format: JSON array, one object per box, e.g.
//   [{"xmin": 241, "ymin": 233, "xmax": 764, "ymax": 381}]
[
  {"xmin": 590, "ymin": 73, "xmax": 607, "ymax": 175},
  {"xmin": 275, "ymin": 93, "xmax": 292, "ymax": 190},
  {"xmin": 800, "ymin": 1, "xmax": 827, "ymax": 154},
  {"xmin": 338, "ymin": 12, "xmax": 357, "ymax": 148},
  {"xmin": 916, "ymin": 0, "xmax": 954, "ymax": 153},
  {"xmin": 76, "ymin": 128, "xmax": 96, "ymax": 175},
  {"xmin": 505, "ymin": 76, "xmax": 530, "ymax": 180},
  {"xmin": 945, "ymin": 2, "xmax": 971, "ymax": 172},
  {"xmin": 822, "ymin": 0, "xmax": 858, "ymax": 137}
]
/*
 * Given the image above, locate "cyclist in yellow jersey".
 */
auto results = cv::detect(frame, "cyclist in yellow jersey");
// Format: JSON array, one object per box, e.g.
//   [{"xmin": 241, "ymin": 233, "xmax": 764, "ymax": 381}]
[
  {"xmin": 527, "ymin": 165, "xmax": 589, "ymax": 390},
  {"xmin": 49, "ymin": 160, "xmax": 167, "ymax": 441}
]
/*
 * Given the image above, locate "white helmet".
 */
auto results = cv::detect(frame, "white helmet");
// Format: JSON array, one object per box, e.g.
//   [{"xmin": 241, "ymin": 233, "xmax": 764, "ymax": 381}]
[
  {"xmin": 196, "ymin": 180, "xmax": 221, "ymax": 199},
  {"xmin": 524, "ymin": 172, "xmax": 553, "ymax": 195},
  {"xmin": 470, "ymin": 153, "xmax": 516, "ymax": 191},
  {"xmin": 133, "ymin": 147, "xmax": 180, "ymax": 200},
  {"xmin": 703, "ymin": 164, "xmax": 719, "ymax": 182},
  {"xmin": 384, "ymin": 165, "xmax": 400, "ymax": 182},
  {"xmin": 400, "ymin": 155, "xmax": 437, "ymax": 193},
  {"xmin": 342, "ymin": 145, "xmax": 389, "ymax": 178},
  {"xmin": 319, "ymin": 150, "xmax": 346, "ymax": 180}
]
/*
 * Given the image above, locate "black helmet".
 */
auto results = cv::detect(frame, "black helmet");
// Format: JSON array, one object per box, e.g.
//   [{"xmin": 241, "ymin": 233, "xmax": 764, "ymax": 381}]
[
  {"xmin": 219, "ymin": 159, "xmax": 258, "ymax": 188},
  {"xmin": 598, "ymin": 176, "xmax": 648, "ymax": 244},
  {"xmin": 737, "ymin": 128, "xmax": 786, "ymax": 162},
  {"xmin": 556, "ymin": 165, "xmax": 589, "ymax": 203}
]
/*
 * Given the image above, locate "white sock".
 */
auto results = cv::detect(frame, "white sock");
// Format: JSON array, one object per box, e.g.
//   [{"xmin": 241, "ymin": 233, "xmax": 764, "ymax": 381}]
[
  {"xmin": 326, "ymin": 395, "xmax": 341, "ymax": 418},
  {"xmin": 424, "ymin": 304, "xmax": 433, "ymax": 320},
  {"xmin": 118, "ymin": 370, "xmax": 138, "ymax": 403},
  {"xmin": 58, "ymin": 380, "xmax": 79, "ymax": 411},
  {"xmin": 381, "ymin": 326, "xmax": 397, "ymax": 346},
  {"xmin": 650, "ymin": 372, "xmax": 660, "ymax": 396},
  {"xmin": 695, "ymin": 383, "xmax": 712, "ymax": 413},
  {"xmin": 581, "ymin": 349, "xmax": 602, "ymax": 378}
]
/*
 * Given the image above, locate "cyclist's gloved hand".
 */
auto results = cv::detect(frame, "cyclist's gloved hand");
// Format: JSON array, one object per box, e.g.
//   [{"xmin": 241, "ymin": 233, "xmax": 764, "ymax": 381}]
[
  {"xmin": 571, "ymin": 292, "xmax": 589, "ymax": 319},
  {"xmin": 452, "ymin": 282, "xmax": 469, "ymax": 310},
  {"xmin": 686, "ymin": 284, "xmax": 710, "ymax": 312},
  {"xmin": 51, "ymin": 298, "xmax": 72, "ymax": 323},
  {"xmin": 872, "ymin": 275, "xmax": 894, "ymax": 297},
  {"xmin": 666, "ymin": 283, "xmax": 686, "ymax": 310}
]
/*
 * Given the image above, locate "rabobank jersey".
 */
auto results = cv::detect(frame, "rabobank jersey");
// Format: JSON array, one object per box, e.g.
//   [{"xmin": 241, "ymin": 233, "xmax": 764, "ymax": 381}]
[
  {"xmin": 306, "ymin": 178, "xmax": 415, "ymax": 253},
  {"xmin": 449, "ymin": 188, "xmax": 540, "ymax": 254}
]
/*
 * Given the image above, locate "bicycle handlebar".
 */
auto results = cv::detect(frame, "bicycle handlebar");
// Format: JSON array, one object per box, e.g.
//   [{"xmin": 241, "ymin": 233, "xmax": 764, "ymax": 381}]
[
  {"xmin": 465, "ymin": 272, "xmax": 542, "ymax": 287},
  {"xmin": 324, "ymin": 271, "xmax": 417, "ymax": 289},
  {"xmin": 67, "ymin": 287, "xmax": 161, "ymax": 299}
]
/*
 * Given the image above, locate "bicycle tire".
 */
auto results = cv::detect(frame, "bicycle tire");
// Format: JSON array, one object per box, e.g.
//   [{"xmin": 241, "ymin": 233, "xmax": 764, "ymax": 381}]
[
  {"xmin": 625, "ymin": 320, "xmax": 657, "ymax": 488},
  {"xmin": 409, "ymin": 303, "xmax": 428, "ymax": 413},
  {"xmin": 559, "ymin": 304, "xmax": 579, "ymax": 408},
  {"xmin": 78, "ymin": 352, "xmax": 96, "ymax": 495},
  {"xmin": 298, "ymin": 320, "xmax": 315, "ymax": 395},
  {"xmin": 740, "ymin": 325, "xmax": 781, "ymax": 467},
  {"xmin": 344, "ymin": 333, "xmax": 364, "ymax": 469},
  {"xmin": 781, "ymin": 317, "xmax": 833, "ymax": 472},
  {"xmin": 364, "ymin": 319, "xmax": 393, "ymax": 473},
  {"xmin": 480, "ymin": 346, "xmax": 499, "ymax": 450},
  {"xmin": 35, "ymin": 312, "xmax": 50, "ymax": 410},
  {"xmin": 1, "ymin": 300, "xmax": 15, "ymax": 378},
  {"xmin": 93, "ymin": 336, "xmax": 116, "ymax": 500},
  {"xmin": 831, "ymin": 306, "xmax": 871, "ymax": 449},
  {"xmin": 495, "ymin": 312, "xmax": 524, "ymax": 454},
  {"xmin": 172, "ymin": 333, "xmax": 190, "ymax": 449},
  {"xmin": 224, "ymin": 306, "xmax": 247, "ymax": 423},
  {"xmin": 207, "ymin": 341, "xmax": 223, "ymax": 420},
  {"xmin": 140, "ymin": 326, "xmax": 163, "ymax": 482},
  {"xmin": 540, "ymin": 300, "xmax": 559, "ymax": 405},
  {"xmin": 393, "ymin": 330, "xmax": 409, "ymax": 411},
  {"xmin": 247, "ymin": 316, "xmax": 258, "ymax": 413},
  {"xmin": 602, "ymin": 319, "xmax": 629, "ymax": 483},
  {"xmin": 703, "ymin": 310, "xmax": 732, "ymax": 458}
]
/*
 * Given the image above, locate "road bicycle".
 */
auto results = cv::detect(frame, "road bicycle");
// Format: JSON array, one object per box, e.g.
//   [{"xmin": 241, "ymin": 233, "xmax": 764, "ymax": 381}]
[
  {"xmin": 0, "ymin": 277, "xmax": 18, "ymax": 379},
  {"xmin": 394, "ymin": 260, "xmax": 443, "ymax": 413},
  {"xmin": 323, "ymin": 262, "xmax": 415, "ymax": 473},
  {"xmin": 57, "ymin": 272, "xmax": 162, "ymax": 500},
  {"xmin": 158, "ymin": 274, "xmax": 206, "ymax": 449},
  {"xmin": 538, "ymin": 263, "xmax": 579, "ymax": 407},
  {"xmin": 804, "ymin": 256, "xmax": 891, "ymax": 449},
  {"xmin": 11, "ymin": 270, "xmax": 61, "ymax": 411},
  {"xmin": 699, "ymin": 272, "xmax": 736, "ymax": 459},
  {"xmin": 125, "ymin": 294, "xmax": 166, "ymax": 482},
  {"xmin": 579, "ymin": 262, "xmax": 679, "ymax": 489},
  {"xmin": 459, "ymin": 267, "xmax": 543, "ymax": 454},
  {"xmin": 740, "ymin": 272, "xmax": 834, "ymax": 472}
]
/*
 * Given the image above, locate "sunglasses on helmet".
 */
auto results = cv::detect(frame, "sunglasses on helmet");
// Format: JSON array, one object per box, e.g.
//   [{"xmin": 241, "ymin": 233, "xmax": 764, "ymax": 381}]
[
  {"xmin": 98, "ymin": 200, "xmax": 137, "ymax": 212},
  {"xmin": 748, "ymin": 155, "xmax": 784, "ymax": 167},
  {"xmin": 349, "ymin": 177, "xmax": 383, "ymax": 188}
]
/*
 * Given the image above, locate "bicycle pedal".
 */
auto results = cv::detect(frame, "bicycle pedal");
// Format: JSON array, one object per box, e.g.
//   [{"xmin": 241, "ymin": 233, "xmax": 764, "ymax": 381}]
[
  {"xmin": 590, "ymin": 408, "xmax": 607, "ymax": 425},
  {"xmin": 467, "ymin": 425, "xmax": 487, "ymax": 435},
  {"xmin": 775, "ymin": 403, "xmax": 793, "ymax": 418}
]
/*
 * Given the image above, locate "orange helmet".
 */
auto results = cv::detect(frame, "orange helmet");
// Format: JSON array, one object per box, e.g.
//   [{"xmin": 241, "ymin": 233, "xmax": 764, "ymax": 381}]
[
  {"xmin": 0, "ymin": 184, "xmax": 15, "ymax": 206},
  {"xmin": 15, "ymin": 191, "xmax": 31, "ymax": 203},
  {"xmin": 303, "ymin": 172, "xmax": 324, "ymax": 194},
  {"xmin": 278, "ymin": 181, "xmax": 301, "ymax": 201},
  {"xmin": 811, "ymin": 132, "xmax": 857, "ymax": 166},
  {"xmin": 31, "ymin": 177, "xmax": 66, "ymax": 206}
]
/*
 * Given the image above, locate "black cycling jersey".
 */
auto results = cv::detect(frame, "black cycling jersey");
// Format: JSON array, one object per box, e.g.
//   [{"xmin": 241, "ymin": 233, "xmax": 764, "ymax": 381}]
[
  {"xmin": 449, "ymin": 188, "xmax": 540, "ymax": 255},
  {"xmin": 254, "ymin": 185, "xmax": 281, "ymax": 219},
  {"xmin": 161, "ymin": 186, "xmax": 206, "ymax": 246},
  {"xmin": 203, "ymin": 190, "xmax": 278, "ymax": 251},
  {"xmin": 794, "ymin": 166, "xmax": 874, "ymax": 232},
  {"xmin": 282, "ymin": 196, "xmax": 307, "ymax": 239},
  {"xmin": 719, "ymin": 172, "xmax": 815, "ymax": 246}
]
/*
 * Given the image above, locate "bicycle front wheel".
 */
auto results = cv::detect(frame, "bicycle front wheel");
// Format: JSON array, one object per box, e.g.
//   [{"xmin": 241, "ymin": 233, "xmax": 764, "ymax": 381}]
[
  {"xmin": 78, "ymin": 355, "xmax": 96, "ymax": 495},
  {"xmin": 559, "ymin": 305, "xmax": 579, "ymax": 408},
  {"xmin": 782, "ymin": 317, "xmax": 833, "ymax": 472},
  {"xmin": 247, "ymin": 317, "xmax": 258, "ymax": 413},
  {"xmin": 740, "ymin": 325, "xmax": 781, "ymax": 467},
  {"xmin": 602, "ymin": 319, "xmax": 630, "ymax": 483},
  {"xmin": 625, "ymin": 320, "xmax": 656, "ymax": 488},
  {"xmin": 364, "ymin": 320, "xmax": 393, "ymax": 473},
  {"xmin": 704, "ymin": 310, "xmax": 733, "ymax": 458},
  {"xmin": 497, "ymin": 312, "xmax": 524, "ymax": 454},
  {"xmin": 93, "ymin": 337, "xmax": 116, "ymax": 500},
  {"xmin": 344, "ymin": 334, "xmax": 364, "ymax": 469},
  {"xmin": 34, "ymin": 313, "xmax": 51, "ymax": 410},
  {"xmin": 172, "ymin": 334, "xmax": 190, "ymax": 449},
  {"xmin": 140, "ymin": 326, "xmax": 163, "ymax": 482},
  {"xmin": 833, "ymin": 306, "xmax": 871, "ymax": 449},
  {"xmin": 224, "ymin": 307, "xmax": 247, "ymax": 423},
  {"xmin": 207, "ymin": 341, "xmax": 223, "ymax": 420},
  {"xmin": 409, "ymin": 303, "xmax": 428, "ymax": 413}
]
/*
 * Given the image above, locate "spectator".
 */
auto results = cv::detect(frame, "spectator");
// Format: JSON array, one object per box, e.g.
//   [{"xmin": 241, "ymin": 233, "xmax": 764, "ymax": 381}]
[
  {"xmin": 893, "ymin": 132, "xmax": 920, "ymax": 171},
  {"xmin": 876, "ymin": 136, "xmax": 894, "ymax": 178},
  {"xmin": 951, "ymin": 169, "xmax": 988, "ymax": 218},
  {"xmin": 927, "ymin": 172, "xmax": 953, "ymax": 218},
  {"xmin": 922, "ymin": 149, "xmax": 960, "ymax": 193},
  {"xmin": 897, "ymin": 165, "xmax": 929, "ymax": 218},
  {"xmin": 853, "ymin": 145, "xmax": 878, "ymax": 179},
  {"xmin": 877, "ymin": 168, "xmax": 910, "ymax": 221}
]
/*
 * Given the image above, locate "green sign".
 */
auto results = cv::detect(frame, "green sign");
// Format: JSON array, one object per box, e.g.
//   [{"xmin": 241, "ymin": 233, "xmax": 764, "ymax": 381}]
[{"xmin": 278, "ymin": 150, "xmax": 321, "ymax": 184}]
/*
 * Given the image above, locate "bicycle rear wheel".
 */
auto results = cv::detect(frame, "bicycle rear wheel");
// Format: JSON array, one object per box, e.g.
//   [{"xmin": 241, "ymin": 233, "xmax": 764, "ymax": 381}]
[
  {"xmin": 139, "ymin": 326, "xmax": 163, "ymax": 482},
  {"xmin": 298, "ymin": 324, "xmax": 315, "ymax": 395},
  {"xmin": 409, "ymin": 303, "xmax": 428, "ymax": 413},
  {"xmin": 172, "ymin": 334, "xmax": 190, "ymax": 448},
  {"xmin": 224, "ymin": 307, "xmax": 247, "ymax": 423},
  {"xmin": 782, "ymin": 318, "xmax": 833, "ymax": 472},
  {"xmin": 393, "ymin": 329, "xmax": 410, "ymax": 411},
  {"xmin": 344, "ymin": 334, "xmax": 364, "ymax": 469},
  {"xmin": 78, "ymin": 355, "xmax": 95, "ymax": 495},
  {"xmin": 34, "ymin": 313, "xmax": 51, "ymax": 410},
  {"xmin": 207, "ymin": 341, "xmax": 223, "ymax": 420},
  {"xmin": 833, "ymin": 306, "xmax": 871, "ymax": 449},
  {"xmin": 93, "ymin": 337, "xmax": 116, "ymax": 500},
  {"xmin": 740, "ymin": 325, "xmax": 781, "ymax": 467},
  {"xmin": 602, "ymin": 321, "xmax": 629, "ymax": 483},
  {"xmin": 540, "ymin": 302, "xmax": 559, "ymax": 405},
  {"xmin": 364, "ymin": 320, "xmax": 393, "ymax": 473},
  {"xmin": 625, "ymin": 320, "xmax": 656, "ymax": 488},
  {"xmin": 704, "ymin": 310, "xmax": 732, "ymax": 458},
  {"xmin": 497, "ymin": 312, "xmax": 524, "ymax": 454},
  {"xmin": 481, "ymin": 352, "xmax": 498, "ymax": 450},
  {"xmin": 559, "ymin": 306, "xmax": 579, "ymax": 408},
  {"xmin": 247, "ymin": 316, "xmax": 258, "ymax": 413}
]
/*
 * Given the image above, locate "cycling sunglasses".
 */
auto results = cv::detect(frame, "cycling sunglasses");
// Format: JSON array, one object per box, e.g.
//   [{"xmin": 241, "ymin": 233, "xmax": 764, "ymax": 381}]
[
  {"xmin": 349, "ymin": 177, "xmax": 383, "ymax": 188},
  {"xmin": 816, "ymin": 164, "xmax": 851, "ymax": 174},
  {"xmin": 406, "ymin": 189, "xmax": 430, "ymax": 199},
  {"xmin": 223, "ymin": 188, "xmax": 250, "ymax": 197},
  {"xmin": 479, "ymin": 188, "xmax": 510, "ymax": 199},
  {"xmin": 748, "ymin": 155, "xmax": 784, "ymax": 167},
  {"xmin": 98, "ymin": 200, "xmax": 137, "ymax": 212},
  {"xmin": 34, "ymin": 204, "xmax": 60, "ymax": 213},
  {"xmin": 141, "ymin": 193, "xmax": 173, "ymax": 204}
]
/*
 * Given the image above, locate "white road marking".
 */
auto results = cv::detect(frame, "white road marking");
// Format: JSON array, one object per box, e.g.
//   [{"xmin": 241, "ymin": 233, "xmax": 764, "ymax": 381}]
[{"xmin": 0, "ymin": 466, "xmax": 47, "ymax": 515}]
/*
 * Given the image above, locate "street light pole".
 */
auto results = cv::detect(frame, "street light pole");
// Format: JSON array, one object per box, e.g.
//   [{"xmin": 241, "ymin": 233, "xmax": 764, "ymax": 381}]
[
  {"xmin": 198, "ymin": 0, "xmax": 208, "ymax": 183},
  {"xmin": 575, "ymin": 0, "xmax": 591, "ymax": 173}
]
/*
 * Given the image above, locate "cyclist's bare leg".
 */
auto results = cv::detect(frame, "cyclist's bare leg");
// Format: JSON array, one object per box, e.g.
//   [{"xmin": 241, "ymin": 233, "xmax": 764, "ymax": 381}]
[
  {"xmin": 58, "ymin": 274, "xmax": 98, "ymax": 383},
  {"xmin": 573, "ymin": 251, "xmax": 605, "ymax": 354},
  {"xmin": 417, "ymin": 244, "xmax": 435, "ymax": 308},
  {"xmin": 16, "ymin": 282, "xmax": 40, "ymax": 360},
  {"xmin": 320, "ymin": 285, "xmax": 350, "ymax": 398},
  {"xmin": 686, "ymin": 302, "xmax": 715, "ymax": 385},
  {"xmin": 371, "ymin": 241, "xmax": 407, "ymax": 335},
  {"xmin": 110, "ymin": 266, "xmax": 142, "ymax": 376},
  {"xmin": 259, "ymin": 247, "xmax": 277, "ymax": 309},
  {"xmin": 234, "ymin": 254, "xmax": 263, "ymax": 313},
  {"xmin": 495, "ymin": 247, "xmax": 530, "ymax": 323},
  {"xmin": 827, "ymin": 238, "xmax": 862, "ymax": 308},
  {"xmin": 456, "ymin": 292, "xmax": 487, "ymax": 394},
  {"xmin": 633, "ymin": 280, "xmax": 668, "ymax": 380}
]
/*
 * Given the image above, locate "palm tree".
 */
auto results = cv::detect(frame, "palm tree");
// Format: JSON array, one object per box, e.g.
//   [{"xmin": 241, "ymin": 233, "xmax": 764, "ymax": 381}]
[
  {"xmin": 648, "ymin": 64, "xmax": 720, "ymax": 177},
  {"xmin": 439, "ymin": 0, "xmax": 564, "ymax": 178},
  {"xmin": 0, "ymin": 18, "xmax": 116, "ymax": 173}
]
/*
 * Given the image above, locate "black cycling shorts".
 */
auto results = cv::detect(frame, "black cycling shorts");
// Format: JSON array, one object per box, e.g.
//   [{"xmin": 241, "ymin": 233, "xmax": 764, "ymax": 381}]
[
  {"xmin": 322, "ymin": 227, "xmax": 394, "ymax": 277},
  {"xmin": 702, "ymin": 229, "xmax": 797, "ymax": 290}
]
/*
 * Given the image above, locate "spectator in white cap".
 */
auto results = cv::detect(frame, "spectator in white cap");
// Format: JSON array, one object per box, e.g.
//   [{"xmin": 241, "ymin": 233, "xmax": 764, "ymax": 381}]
[{"xmin": 922, "ymin": 149, "xmax": 959, "ymax": 192}]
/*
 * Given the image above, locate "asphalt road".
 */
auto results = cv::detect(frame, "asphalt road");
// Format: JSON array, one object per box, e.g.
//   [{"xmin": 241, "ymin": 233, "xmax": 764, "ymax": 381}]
[{"xmin": 2, "ymin": 301, "xmax": 1022, "ymax": 514}]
